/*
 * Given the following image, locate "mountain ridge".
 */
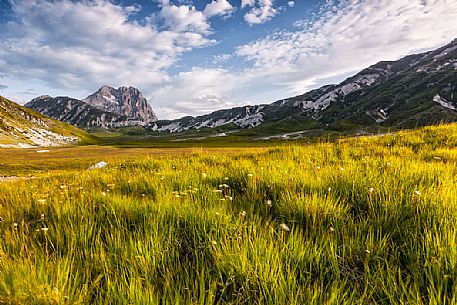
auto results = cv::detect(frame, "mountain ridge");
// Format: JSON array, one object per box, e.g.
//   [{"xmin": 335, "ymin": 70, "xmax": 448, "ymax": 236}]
[
  {"xmin": 23, "ymin": 39, "xmax": 457, "ymax": 135},
  {"xmin": 26, "ymin": 86, "xmax": 157, "ymax": 130},
  {"xmin": 155, "ymin": 39, "xmax": 457, "ymax": 134}
]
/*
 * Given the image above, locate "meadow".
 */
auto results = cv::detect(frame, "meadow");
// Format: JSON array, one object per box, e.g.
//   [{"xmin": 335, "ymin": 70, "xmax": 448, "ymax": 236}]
[{"xmin": 0, "ymin": 124, "xmax": 456, "ymax": 304}]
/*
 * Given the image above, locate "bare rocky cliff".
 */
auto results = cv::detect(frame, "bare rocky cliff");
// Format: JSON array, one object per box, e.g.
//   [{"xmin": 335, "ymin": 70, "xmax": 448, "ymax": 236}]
[{"xmin": 83, "ymin": 86, "xmax": 157, "ymax": 124}]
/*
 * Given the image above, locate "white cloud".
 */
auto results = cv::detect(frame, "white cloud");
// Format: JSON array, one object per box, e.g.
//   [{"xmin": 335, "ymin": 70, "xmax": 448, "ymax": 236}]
[
  {"xmin": 236, "ymin": 0, "xmax": 457, "ymax": 94},
  {"xmin": 150, "ymin": 68, "xmax": 242, "ymax": 117},
  {"xmin": 288, "ymin": 1, "xmax": 295, "ymax": 7},
  {"xmin": 203, "ymin": 0, "xmax": 235, "ymax": 18},
  {"xmin": 0, "ymin": 0, "xmax": 215, "ymax": 94},
  {"xmin": 243, "ymin": 0, "xmax": 278, "ymax": 25},
  {"xmin": 160, "ymin": 3, "xmax": 211, "ymax": 34},
  {"xmin": 212, "ymin": 53, "xmax": 233, "ymax": 64},
  {"xmin": 241, "ymin": 0, "xmax": 256, "ymax": 8}
]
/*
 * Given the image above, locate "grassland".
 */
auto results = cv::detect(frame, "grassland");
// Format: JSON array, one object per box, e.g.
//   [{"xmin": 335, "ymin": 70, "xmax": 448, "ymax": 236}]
[{"xmin": 0, "ymin": 123, "xmax": 456, "ymax": 304}]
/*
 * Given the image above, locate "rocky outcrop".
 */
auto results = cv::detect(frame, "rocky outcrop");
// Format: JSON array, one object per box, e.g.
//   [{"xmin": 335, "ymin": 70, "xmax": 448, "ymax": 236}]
[{"xmin": 83, "ymin": 86, "xmax": 157, "ymax": 124}]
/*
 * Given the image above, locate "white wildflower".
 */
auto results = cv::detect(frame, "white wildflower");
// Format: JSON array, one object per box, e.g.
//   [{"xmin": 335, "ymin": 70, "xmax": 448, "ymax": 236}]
[{"xmin": 279, "ymin": 223, "xmax": 290, "ymax": 232}]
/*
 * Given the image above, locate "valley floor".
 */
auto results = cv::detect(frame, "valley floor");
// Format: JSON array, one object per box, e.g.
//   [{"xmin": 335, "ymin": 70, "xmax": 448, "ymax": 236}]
[{"xmin": 0, "ymin": 124, "xmax": 456, "ymax": 304}]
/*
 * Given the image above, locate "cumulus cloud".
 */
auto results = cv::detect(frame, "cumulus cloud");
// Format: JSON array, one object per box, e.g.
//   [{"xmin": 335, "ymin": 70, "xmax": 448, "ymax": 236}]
[
  {"xmin": 160, "ymin": 3, "xmax": 211, "ymax": 34},
  {"xmin": 241, "ymin": 0, "xmax": 256, "ymax": 9},
  {"xmin": 0, "ymin": 0, "xmax": 219, "ymax": 93},
  {"xmin": 243, "ymin": 0, "xmax": 278, "ymax": 25},
  {"xmin": 203, "ymin": 0, "xmax": 234, "ymax": 18}
]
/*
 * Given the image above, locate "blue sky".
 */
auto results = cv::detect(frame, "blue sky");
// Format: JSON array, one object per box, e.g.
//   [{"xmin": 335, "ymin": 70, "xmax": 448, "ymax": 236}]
[{"xmin": 1, "ymin": 0, "xmax": 457, "ymax": 119}]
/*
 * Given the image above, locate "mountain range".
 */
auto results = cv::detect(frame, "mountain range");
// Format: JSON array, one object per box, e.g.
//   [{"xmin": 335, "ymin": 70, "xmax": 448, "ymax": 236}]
[
  {"xmin": 155, "ymin": 39, "xmax": 457, "ymax": 134},
  {"xmin": 24, "ymin": 39, "xmax": 457, "ymax": 136},
  {"xmin": 26, "ymin": 86, "xmax": 157, "ymax": 130}
]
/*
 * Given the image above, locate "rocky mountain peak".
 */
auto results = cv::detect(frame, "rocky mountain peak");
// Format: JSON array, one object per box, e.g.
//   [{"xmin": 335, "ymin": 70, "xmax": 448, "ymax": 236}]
[
  {"xmin": 32, "ymin": 95, "xmax": 52, "ymax": 101},
  {"xmin": 98, "ymin": 85, "xmax": 115, "ymax": 95},
  {"xmin": 83, "ymin": 85, "xmax": 157, "ymax": 124},
  {"xmin": 25, "ymin": 86, "xmax": 158, "ymax": 130}
]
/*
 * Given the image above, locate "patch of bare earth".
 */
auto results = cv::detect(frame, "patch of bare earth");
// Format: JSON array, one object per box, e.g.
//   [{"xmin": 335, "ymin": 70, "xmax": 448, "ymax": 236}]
[{"xmin": 0, "ymin": 176, "xmax": 30, "ymax": 183}]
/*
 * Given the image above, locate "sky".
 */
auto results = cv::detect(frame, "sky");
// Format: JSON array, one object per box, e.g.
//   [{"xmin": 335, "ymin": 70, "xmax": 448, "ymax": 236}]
[{"xmin": 1, "ymin": 0, "xmax": 457, "ymax": 119}]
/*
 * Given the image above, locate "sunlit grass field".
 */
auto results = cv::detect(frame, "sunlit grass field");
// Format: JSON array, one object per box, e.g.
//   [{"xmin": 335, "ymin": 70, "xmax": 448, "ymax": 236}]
[{"xmin": 0, "ymin": 124, "xmax": 456, "ymax": 304}]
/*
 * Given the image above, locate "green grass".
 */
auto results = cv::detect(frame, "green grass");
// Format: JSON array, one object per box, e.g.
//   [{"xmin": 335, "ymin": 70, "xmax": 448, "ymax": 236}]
[{"xmin": 0, "ymin": 123, "xmax": 456, "ymax": 304}]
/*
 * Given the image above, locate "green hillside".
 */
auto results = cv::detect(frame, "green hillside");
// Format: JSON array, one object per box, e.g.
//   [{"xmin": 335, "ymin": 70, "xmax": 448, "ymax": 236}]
[{"xmin": 0, "ymin": 95, "xmax": 98, "ymax": 147}]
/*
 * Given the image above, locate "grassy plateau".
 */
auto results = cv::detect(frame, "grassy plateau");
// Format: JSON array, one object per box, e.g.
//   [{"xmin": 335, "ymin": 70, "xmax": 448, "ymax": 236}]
[{"xmin": 0, "ymin": 124, "xmax": 456, "ymax": 304}]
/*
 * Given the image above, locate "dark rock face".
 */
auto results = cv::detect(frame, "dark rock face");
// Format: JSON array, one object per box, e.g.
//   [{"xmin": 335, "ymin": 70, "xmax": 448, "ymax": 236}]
[{"xmin": 26, "ymin": 86, "xmax": 157, "ymax": 130}]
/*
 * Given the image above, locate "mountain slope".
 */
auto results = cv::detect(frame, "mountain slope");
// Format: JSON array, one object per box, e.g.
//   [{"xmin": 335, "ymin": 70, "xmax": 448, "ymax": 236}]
[
  {"xmin": 26, "ymin": 95, "xmax": 136, "ymax": 129},
  {"xmin": 156, "ymin": 39, "xmax": 457, "ymax": 134},
  {"xmin": 26, "ymin": 86, "xmax": 157, "ymax": 130},
  {"xmin": 0, "ymin": 95, "xmax": 97, "ymax": 148}
]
